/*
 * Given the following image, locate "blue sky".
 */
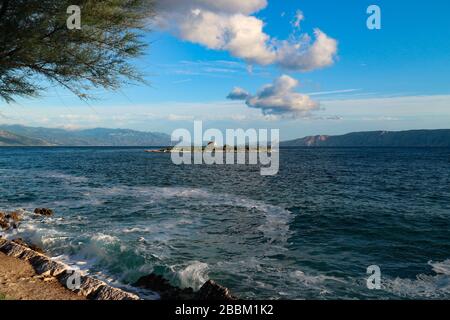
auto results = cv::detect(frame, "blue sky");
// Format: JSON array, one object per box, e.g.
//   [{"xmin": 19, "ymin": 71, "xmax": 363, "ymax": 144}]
[{"xmin": 1, "ymin": 0, "xmax": 450, "ymax": 140}]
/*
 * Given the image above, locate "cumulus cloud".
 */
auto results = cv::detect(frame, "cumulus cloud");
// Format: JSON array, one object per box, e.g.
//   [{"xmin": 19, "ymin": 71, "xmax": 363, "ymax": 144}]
[
  {"xmin": 276, "ymin": 29, "xmax": 338, "ymax": 71},
  {"xmin": 227, "ymin": 75, "xmax": 319, "ymax": 117},
  {"xmin": 155, "ymin": 0, "xmax": 337, "ymax": 71},
  {"xmin": 227, "ymin": 87, "xmax": 251, "ymax": 100}
]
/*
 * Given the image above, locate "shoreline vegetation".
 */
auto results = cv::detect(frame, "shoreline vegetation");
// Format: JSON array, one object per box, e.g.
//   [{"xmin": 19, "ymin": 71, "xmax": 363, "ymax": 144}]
[{"xmin": 0, "ymin": 209, "xmax": 237, "ymax": 301}]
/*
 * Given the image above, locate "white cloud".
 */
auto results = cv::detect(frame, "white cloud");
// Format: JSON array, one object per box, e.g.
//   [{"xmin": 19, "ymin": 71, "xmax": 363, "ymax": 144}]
[
  {"xmin": 227, "ymin": 87, "xmax": 251, "ymax": 100},
  {"xmin": 292, "ymin": 10, "xmax": 304, "ymax": 29},
  {"xmin": 276, "ymin": 29, "xmax": 338, "ymax": 71},
  {"xmin": 167, "ymin": 114, "xmax": 195, "ymax": 121},
  {"xmin": 307, "ymin": 89, "xmax": 360, "ymax": 96},
  {"xmin": 155, "ymin": 0, "xmax": 338, "ymax": 71},
  {"xmin": 227, "ymin": 75, "xmax": 319, "ymax": 117}
]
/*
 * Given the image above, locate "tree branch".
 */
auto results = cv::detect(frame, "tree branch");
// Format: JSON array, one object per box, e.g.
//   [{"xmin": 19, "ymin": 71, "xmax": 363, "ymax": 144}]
[{"xmin": 0, "ymin": 0, "xmax": 9, "ymax": 21}]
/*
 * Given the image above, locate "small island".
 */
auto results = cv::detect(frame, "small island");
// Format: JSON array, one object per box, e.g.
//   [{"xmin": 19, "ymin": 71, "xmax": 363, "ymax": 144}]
[{"xmin": 145, "ymin": 141, "xmax": 274, "ymax": 153}]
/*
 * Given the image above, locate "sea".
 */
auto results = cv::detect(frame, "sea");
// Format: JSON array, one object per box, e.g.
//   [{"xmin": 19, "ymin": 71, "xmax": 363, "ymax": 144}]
[{"xmin": 0, "ymin": 147, "xmax": 449, "ymax": 299}]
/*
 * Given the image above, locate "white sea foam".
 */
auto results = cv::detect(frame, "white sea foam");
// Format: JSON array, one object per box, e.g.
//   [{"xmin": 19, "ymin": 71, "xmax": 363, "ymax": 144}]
[
  {"xmin": 167, "ymin": 261, "xmax": 210, "ymax": 290},
  {"xmin": 18, "ymin": 182, "xmax": 293, "ymax": 247},
  {"xmin": 2, "ymin": 210, "xmax": 68, "ymax": 248},
  {"xmin": 291, "ymin": 270, "xmax": 346, "ymax": 285},
  {"xmin": 430, "ymin": 259, "xmax": 450, "ymax": 276},
  {"xmin": 95, "ymin": 185, "xmax": 294, "ymax": 248},
  {"xmin": 39, "ymin": 171, "xmax": 89, "ymax": 183},
  {"xmin": 382, "ymin": 260, "xmax": 450, "ymax": 299},
  {"xmin": 0, "ymin": 169, "xmax": 88, "ymax": 183},
  {"xmin": 90, "ymin": 233, "xmax": 120, "ymax": 244},
  {"xmin": 122, "ymin": 227, "xmax": 153, "ymax": 234}
]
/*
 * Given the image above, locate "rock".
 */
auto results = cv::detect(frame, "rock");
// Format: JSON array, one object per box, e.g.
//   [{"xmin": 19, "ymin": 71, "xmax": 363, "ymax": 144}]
[
  {"xmin": 18, "ymin": 247, "xmax": 41, "ymax": 261},
  {"xmin": 57, "ymin": 271, "xmax": 76, "ymax": 290},
  {"xmin": 0, "ymin": 212, "xmax": 10, "ymax": 230},
  {"xmin": 28, "ymin": 255, "xmax": 68, "ymax": 277},
  {"xmin": 80, "ymin": 276, "xmax": 107, "ymax": 298},
  {"xmin": 58, "ymin": 271, "xmax": 106, "ymax": 297},
  {"xmin": 0, "ymin": 241, "xmax": 28, "ymax": 258},
  {"xmin": 0, "ymin": 240, "xmax": 41, "ymax": 261},
  {"xmin": 6, "ymin": 211, "xmax": 22, "ymax": 223},
  {"xmin": 196, "ymin": 280, "xmax": 238, "ymax": 301},
  {"xmin": 133, "ymin": 273, "xmax": 196, "ymax": 300},
  {"xmin": 28, "ymin": 243, "xmax": 45, "ymax": 254},
  {"xmin": 0, "ymin": 220, "xmax": 9, "ymax": 230},
  {"xmin": 58, "ymin": 271, "xmax": 140, "ymax": 300},
  {"xmin": 133, "ymin": 274, "xmax": 237, "ymax": 300},
  {"xmin": 12, "ymin": 238, "xmax": 45, "ymax": 254},
  {"xmin": 0, "ymin": 238, "xmax": 10, "ymax": 250},
  {"xmin": 34, "ymin": 208, "xmax": 54, "ymax": 216},
  {"xmin": 12, "ymin": 238, "xmax": 28, "ymax": 248},
  {"xmin": 91, "ymin": 285, "xmax": 140, "ymax": 300},
  {"xmin": 134, "ymin": 273, "xmax": 172, "ymax": 293}
]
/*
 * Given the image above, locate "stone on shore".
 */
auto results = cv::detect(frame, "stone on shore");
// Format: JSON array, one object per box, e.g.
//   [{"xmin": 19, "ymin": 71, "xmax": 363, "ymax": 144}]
[
  {"xmin": 133, "ymin": 273, "xmax": 238, "ymax": 300},
  {"xmin": 57, "ymin": 271, "xmax": 140, "ymax": 300},
  {"xmin": 133, "ymin": 273, "xmax": 195, "ymax": 300},
  {"xmin": 91, "ymin": 285, "xmax": 140, "ymax": 300},
  {"xmin": 0, "ymin": 211, "xmax": 22, "ymax": 230},
  {"xmin": 80, "ymin": 276, "xmax": 108, "ymax": 298},
  {"xmin": 0, "ymin": 212, "xmax": 10, "ymax": 230},
  {"xmin": 197, "ymin": 280, "xmax": 238, "ymax": 300},
  {"xmin": 12, "ymin": 238, "xmax": 45, "ymax": 254},
  {"xmin": 18, "ymin": 247, "xmax": 42, "ymax": 261},
  {"xmin": 34, "ymin": 208, "xmax": 54, "ymax": 216},
  {"xmin": 28, "ymin": 255, "xmax": 69, "ymax": 277},
  {"xmin": 6, "ymin": 211, "xmax": 22, "ymax": 223},
  {"xmin": 0, "ymin": 240, "xmax": 28, "ymax": 258},
  {"xmin": 0, "ymin": 238, "xmax": 8, "ymax": 247},
  {"xmin": 58, "ymin": 271, "xmax": 106, "ymax": 297}
]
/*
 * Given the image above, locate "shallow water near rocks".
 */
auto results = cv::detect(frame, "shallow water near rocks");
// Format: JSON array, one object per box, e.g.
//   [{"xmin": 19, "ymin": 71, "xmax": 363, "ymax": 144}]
[{"xmin": 1, "ymin": 147, "xmax": 450, "ymax": 299}]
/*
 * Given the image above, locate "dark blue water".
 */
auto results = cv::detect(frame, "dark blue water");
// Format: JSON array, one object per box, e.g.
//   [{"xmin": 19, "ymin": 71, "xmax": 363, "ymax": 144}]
[{"xmin": 1, "ymin": 147, "xmax": 449, "ymax": 299}]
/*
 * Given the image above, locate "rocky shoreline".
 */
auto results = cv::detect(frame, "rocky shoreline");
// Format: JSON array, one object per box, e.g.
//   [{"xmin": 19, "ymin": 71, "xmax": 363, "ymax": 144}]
[
  {"xmin": 0, "ymin": 238, "xmax": 140, "ymax": 300},
  {"xmin": 0, "ymin": 208, "xmax": 238, "ymax": 301}
]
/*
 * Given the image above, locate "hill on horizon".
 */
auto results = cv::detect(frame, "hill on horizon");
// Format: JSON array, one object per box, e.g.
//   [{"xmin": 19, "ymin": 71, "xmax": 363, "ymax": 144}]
[
  {"xmin": 0, "ymin": 129, "xmax": 52, "ymax": 146},
  {"xmin": 1, "ymin": 125, "xmax": 450, "ymax": 147},
  {"xmin": 0, "ymin": 125, "xmax": 172, "ymax": 146},
  {"xmin": 281, "ymin": 129, "xmax": 450, "ymax": 147}
]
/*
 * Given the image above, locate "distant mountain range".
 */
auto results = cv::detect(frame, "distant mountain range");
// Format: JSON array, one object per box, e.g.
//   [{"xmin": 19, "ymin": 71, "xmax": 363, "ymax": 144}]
[
  {"xmin": 1, "ymin": 126, "xmax": 450, "ymax": 147},
  {"xmin": 281, "ymin": 130, "xmax": 450, "ymax": 147},
  {"xmin": 0, "ymin": 125, "xmax": 171, "ymax": 146},
  {"xmin": 0, "ymin": 129, "xmax": 52, "ymax": 146}
]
